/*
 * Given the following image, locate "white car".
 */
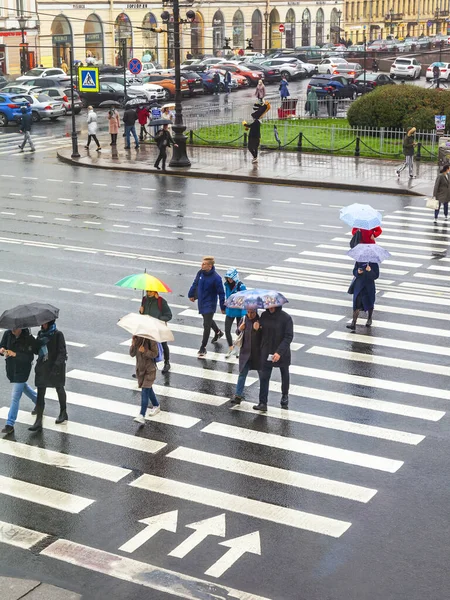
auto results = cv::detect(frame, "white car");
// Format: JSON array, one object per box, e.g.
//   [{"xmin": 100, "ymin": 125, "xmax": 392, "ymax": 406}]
[
  {"xmin": 316, "ymin": 57, "xmax": 349, "ymax": 74},
  {"xmin": 390, "ymin": 57, "xmax": 421, "ymax": 79},
  {"xmin": 296, "ymin": 59, "xmax": 316, "ymax": 75},
  {"xmin": 17, "ymin": 67, "xmax": 67, "ymax": 82},
  {"xmin": 200, "ymin": 57, "xmax": 228, "ymax": 66},
  {"xmin": 426, "ymin": 62, "xmax": 450, "ymax": 81},
  {"xmin": 128, "ymin": 82, "xmax": 166, "ymax": 101},
  {"xmin": 260, "ymin": 58, "xmax": 305, "ymax": 80},
  {"xmin": 126, "ymin": 62, "xmax": 162, "ymax": 78}
]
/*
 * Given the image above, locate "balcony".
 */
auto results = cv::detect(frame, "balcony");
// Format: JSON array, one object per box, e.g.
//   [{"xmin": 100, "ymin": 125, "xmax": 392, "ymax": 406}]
[
  {"xmin": 384, "ymin": 12, "xmax": 403, "ymax": 21},
  {"xmin": 434, "ymin": 9, "xmax": 449, "ymax": 17}
]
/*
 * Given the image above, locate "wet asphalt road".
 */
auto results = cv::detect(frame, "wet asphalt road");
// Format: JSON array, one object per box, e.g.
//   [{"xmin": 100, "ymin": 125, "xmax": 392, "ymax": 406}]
[{"xmin": 0, "ymin": 141, "xmax": 450, "ymax": 600}]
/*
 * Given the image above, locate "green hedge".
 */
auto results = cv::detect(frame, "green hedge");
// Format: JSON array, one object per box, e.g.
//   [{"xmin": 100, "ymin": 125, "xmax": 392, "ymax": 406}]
[{"xmin": 347, "ymin": 85, "xmax": 450, "ymax": 130}]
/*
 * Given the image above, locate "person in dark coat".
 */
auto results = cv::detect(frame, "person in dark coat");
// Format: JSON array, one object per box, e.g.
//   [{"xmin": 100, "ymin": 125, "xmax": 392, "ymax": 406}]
[
  {"xmin": 140, "ymin": 290, "xmax": 172, "ymax": 373},
  {"xmin": 130, "ymin": 336, "xmax": 159, "ymax": 424},
  {"xmin": 346, "ymin": 262, "xmax": 380, "ymax": 330},
  {"xmin": 0, "ymin": 328, "xmax": 37, "ymax": 435},
  {"xmin": 123, "ymin": 107, "xmax": 139, "ymax": 149},
  {"xmin": 396, "ymin": 127, "xmax": 416, "ymax": 178},
  {"xmin": 18, "ymin": 106, "xmax": 35, "ymax": 152},
  {"xmin": 28, "ymin": 320, "xmax": 68, "ymax": 432},
  {"xmin": 188, "ymin": 256, "xmax": 226, "ymax": 357},
  {"xmin": 433, "ymin": 164, "xmax": 450, "ymax": 222},
  {"xmin": 231, "ymin": 309, "xmax": 261, "ymax": 405},
  {"xmin": 254, "ymin": 306, "xmax": 294, "ymax": 411},
  {"xmin": 244, "ymin": 116, "xmax": 261, "ymax": 164},
  {"xmin": 154, "ymin": 124, "xmax": 177, "ymax": 171}
]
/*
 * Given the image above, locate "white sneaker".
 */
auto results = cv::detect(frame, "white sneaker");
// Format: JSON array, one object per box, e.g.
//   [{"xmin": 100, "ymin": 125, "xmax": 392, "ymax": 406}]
[
  {"xmin": 147, "ymin": 406, "xmax": 161, "ymax": 417},
  {"xmin": 134, "ymin": 415, "xmax": 145, "ymax": 424},
  {"xmin": 225, "ymin": 348, "xmax": 234, "ymax": 359},
  {"xmin": 252, "ymin": 157, "xmax": 258, "ymax": 163}
]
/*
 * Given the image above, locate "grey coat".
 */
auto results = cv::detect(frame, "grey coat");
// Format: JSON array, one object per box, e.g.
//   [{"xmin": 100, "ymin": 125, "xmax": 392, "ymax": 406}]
[
  {"xmin": 433, "ymin": 173, "xmax": 450, "ymax": 204},
  {"xmin": 238, "ymin": 314, "xmax": 261, "ymax": 372},
  {"xmin": 130, "ymin": 337, "xmax": 158, "ymax": 388}
]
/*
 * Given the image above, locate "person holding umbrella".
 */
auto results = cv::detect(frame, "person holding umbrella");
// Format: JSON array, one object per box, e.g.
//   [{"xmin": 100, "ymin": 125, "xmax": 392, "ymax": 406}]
[
  {"xmin": 130, "ymin": 335, "xmax": 160, "ymax": 424},
  {"xmin": 346, "ymin": 261, "xmax": 380, "ymax": 331},
  {"xmin": 140, "ymin": 291, "xmax": 172, "ymax": 373},
  {"xmin": 154, "ymin": 123, "xmax": 178, "ymax": 171}
]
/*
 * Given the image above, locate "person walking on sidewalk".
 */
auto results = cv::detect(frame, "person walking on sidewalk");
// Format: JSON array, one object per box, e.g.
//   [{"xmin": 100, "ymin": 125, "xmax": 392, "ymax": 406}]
[
  {"xmin": 123, "ymin": 106, "xmax": 140, "ymax": 150},
  {"xmin": 224, "ymin": 268, "xmax": 246, "ymax": 358},
  {"xmin": 244, "ymin": 116, "xmax": 261, "ymax": 164},
  {"xmin": 230, "ymin": 309, "xmax": 261, "ymax": 405},
  {"xmin": 0, "ymin": 327, "xmax": 37, "ymax": 435},
  {"xmin": 137, "ymin": 105, "xmax": 150, "ymax": 141},
  {"xmin": 18, "ymin": 106, "xmax": 35, "ymax": 152},
  {"xmin": 108, "ymin": 107, "xmax": 120, "ymax": 146},
  {"xmin": 85, "ymin": 106, "xmax": 101, "ymax": 151},
  {"xmin": 254, "ymin": 306, "xmax": 294, "ymax": 412},
  {"xmin": 433, "ymin": 164, "xmax": 450, "ymax": 223},
  {"xmin": 396, "ymin": 127, "xmax": 417, "ymax": 178},
  {"xmin": 130, "ymin": 336, "xmax": 160, "ymax": 424},
  {"xmin": 29, "ymin": 320, "xmax": 68, "ymax": 432},
  {"xmin": 188, "ymin": 256, "xmax": 226, "ymax": 357},
  {"xmin": 154, "ymin": 124, "xmax": 177, "ymax": 171},
  {"xmin": 140, "ymin": 290, "xmax": 173, "ymax": 373},
  {"xmin": 346, "ymin": 262, "xmax": 379, "ymax": 331},
  {"xmin": 279, "ymin": 76, "xmax": 290, "ymax": 100}
]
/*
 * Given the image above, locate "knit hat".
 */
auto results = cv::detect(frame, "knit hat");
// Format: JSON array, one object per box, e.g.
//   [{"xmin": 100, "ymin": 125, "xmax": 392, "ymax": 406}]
[{"xmin": 225, "ymin": 268, "xmax": 239, "ymax": 282}]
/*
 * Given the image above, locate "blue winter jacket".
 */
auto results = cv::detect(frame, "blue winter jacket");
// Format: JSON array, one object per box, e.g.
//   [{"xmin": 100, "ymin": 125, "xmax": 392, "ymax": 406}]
[
  {"xmin": 188, "ymin": 267, "xmax": 225, "ymax": 314},
  {"xmin": 225, "ymin": 280, "xmax": 247, "ymax": 318}
]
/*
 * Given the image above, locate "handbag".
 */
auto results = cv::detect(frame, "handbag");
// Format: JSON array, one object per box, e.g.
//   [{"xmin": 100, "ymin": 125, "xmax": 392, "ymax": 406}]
[
  {"xmin": 349, "ymin": 229, "xmax": 361, "ymax": 249},
  {"xmin": 425, "ymin": 196, "xmax": 440, "ymax": 210},
  {"xmin": 234, "ymin": 331, "xmax": 244, "ymax": 348},
  {"xmin": 347, "ymin": 278, "xmax": 356, "ymax": 295}
]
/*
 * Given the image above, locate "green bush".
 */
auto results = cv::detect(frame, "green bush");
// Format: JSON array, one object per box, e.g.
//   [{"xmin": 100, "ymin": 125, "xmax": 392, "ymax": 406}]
[{"xmin": 347, "ymin": 85, "xmax": 450, "ymax": 130}]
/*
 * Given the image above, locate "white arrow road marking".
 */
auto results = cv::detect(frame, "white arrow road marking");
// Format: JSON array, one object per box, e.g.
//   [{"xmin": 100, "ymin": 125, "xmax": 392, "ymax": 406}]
[
  {"xmin": 168, "ymin": 513, "xmax": 226, "ymax": 559},
  {"xmin": 205, "ymin": 531, "xmax": 261, "ymax": 578},
  {"xmin": 119, "ymin": 510, "xmax": 178, "ymax": 554}
]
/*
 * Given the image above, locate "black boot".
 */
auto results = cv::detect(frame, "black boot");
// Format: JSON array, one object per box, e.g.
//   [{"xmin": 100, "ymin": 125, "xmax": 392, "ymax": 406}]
[
  {"xmin": 346, "ymin": 309, "xmax": 359, "ymax": 331},
  {"xmin": 29, "ymin": 409, "xmax": 43, "ymax": 432},
  {"xmin": 280, "ymin": 395, "xmax": 289, "ymax": 409},
  {"xmin": 366, "ymin": 309, "xmax": 373, "ymax": 327},
  {"xmin": 162, "ymin": 361, "xmax": 171, "ymax": 374},
  {"xmin": 55, "ymin": 410, "xmax": 68, "ymax": 424}
]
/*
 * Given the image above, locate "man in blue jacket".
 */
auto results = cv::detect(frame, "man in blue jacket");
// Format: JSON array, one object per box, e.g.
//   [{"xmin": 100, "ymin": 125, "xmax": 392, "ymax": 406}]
[{"xmin": 188, "ymin": 256, "xmax": 226, "ymax": 357}]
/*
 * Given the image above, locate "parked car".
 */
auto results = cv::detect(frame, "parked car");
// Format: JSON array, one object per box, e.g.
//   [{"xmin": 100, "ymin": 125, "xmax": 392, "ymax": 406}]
[
  {"xmin": 390, "ymin": 57, "xmax": 421, "ymax": 79},
  {"xmin": 426, "ymin": 62, "xmax": 450, "ymax": 81},
  {"xmin": 11, "ymin": 92, "xmax": 65, "ymax": 121},
  {"xmin": 354, "ymin": 72, "xmax": 396, "ymax": 93},
  {"xmin": 16, "ymin": 67, "xmax": 68, "ymax": 82},
  {"xmin": 307, "ymin": 74, "xmax": 358, "ymax": 99},
  {"xmin": 240, "ymin": 63, "xmax": 282, "ymax": 83},
  {"xmin": 200, "ymin": 57, "xmax": 228, "ymax": 67},
  {"xmin": 332, "ymin": 62, "xmax": 363, "ymax": 78},
  {"xmin": 141, "ymin": 74, "xmax": 190, "ymax": 99},
  {"xmin": 100, "ymin": 74, "xmax": 165, "ymax": 100},
  {"xmin": 259, "ymin": 58, "xmax": 305, "ymax": 80},
  {"xmin": 78, "ymin": 81, "xmax": 127, "ymax": 107},
  {"xmin": 125, "ymin": 62, "xmax": 162, "ymax": 77},
  {"xmin": 17, "ymin": 77, "xmax": 71, "ymax": 89},
  {"xmin": 0, "ymin": 92, "xmax": 29, "ymax": 126},
  {"xmin": 368, "ymin": 39, "xmax": 399, "ymax": 52},
  {"xmin": 316, "ymin": 57, "xmax": 349, "ymax": 74},
  {"xmin": 0, "ymin": 83, "xmax": 37, "ymax": 95},
  {"xmin": 0, "ymin": 75, "xmax": 8, "ymax": 88},
  {"xmin": 40, "ymin": 87, "xmax": 82, "ymax": 114},
  {"xmin": 212, "ymin": 63, "xmax": 263, "ymax": 85},
  {"xmin": 177, "ymin": 70, "xmax": 204, "ymax": 95}
]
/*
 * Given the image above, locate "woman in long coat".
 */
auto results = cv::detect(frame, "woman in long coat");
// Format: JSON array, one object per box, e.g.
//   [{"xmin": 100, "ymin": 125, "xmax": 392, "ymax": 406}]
[
  {"xmin": 346, "ymin": 262, "xmax": 380, "ymax": 330},
  {"xmin": 29, "ymin": 320, "xmax": 67, "ymax": 432},
  {"xmin": 433, "ymin": 164, "xmax": 450, "ymax": 222},
  {"xmin": 231, "ymin": 309, "xmax": 261, "ymax": 405},
  {"xmin": 108, "ymin": 108, "xmax": 120, "ymax": 146},
  {"xmin": 130, "ymin": 336, "xmax": 160, "ymax": 424},
  {"xmin": 279, "ymin": 77, "xmax": 290, "ymax": 100}
]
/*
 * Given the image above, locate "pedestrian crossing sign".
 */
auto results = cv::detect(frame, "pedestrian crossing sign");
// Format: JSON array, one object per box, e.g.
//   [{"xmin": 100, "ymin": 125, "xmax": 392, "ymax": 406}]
[{"xmin": 78, "ymin": 66, "xmax": 99, "ymax": 92}]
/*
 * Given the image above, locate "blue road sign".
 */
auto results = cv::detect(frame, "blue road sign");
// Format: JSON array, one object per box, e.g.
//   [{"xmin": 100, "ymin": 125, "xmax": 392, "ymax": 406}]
[
  {"xmin": 78, "ymin": 67, "xmax": 99, "ymax": 92},
  {"xmin": 128, "ymin": 58, "xmax": 143, "ymax": 75}
]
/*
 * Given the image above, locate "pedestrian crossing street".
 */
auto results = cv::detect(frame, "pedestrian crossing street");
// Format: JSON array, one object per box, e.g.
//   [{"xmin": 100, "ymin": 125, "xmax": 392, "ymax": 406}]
[
  {"xmin": 1, "ymin": 203, "xmax": 450, "ymax": 597},
  {"xmin": 0, "ymin": 131, "xmax": 70, "ymax": 156}
]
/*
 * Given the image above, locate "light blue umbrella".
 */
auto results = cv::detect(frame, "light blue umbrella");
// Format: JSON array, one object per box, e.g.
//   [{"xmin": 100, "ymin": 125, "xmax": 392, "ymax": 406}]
[
  {"xmin": 347, "ymin": 243, "xmax": 391, "ymax": 264},
  {"xmin": 340, "ymin": 203, "xmax": 382, "ymax": 229},
  {"xmin": 225, "ymin": 289, "xmax": 288, "ymax": 310}
]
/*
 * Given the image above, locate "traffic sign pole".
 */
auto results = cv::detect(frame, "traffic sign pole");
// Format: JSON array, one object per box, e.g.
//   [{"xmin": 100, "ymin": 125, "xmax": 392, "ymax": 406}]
[{"xmin": 69, "ymin": 46, "xmax": 80, "ymax": 158}]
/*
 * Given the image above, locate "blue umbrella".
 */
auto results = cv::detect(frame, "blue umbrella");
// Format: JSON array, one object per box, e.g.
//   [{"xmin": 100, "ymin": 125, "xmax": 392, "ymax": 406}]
[
  {"xmin": 340, "ymin": 203, "xmax": 382, "ymax": 229},
  {"xmin": 225, "ymin": 289, "xmax": 288, "ymax": 310},
  {"xmin": 347, "ymin": 243, "xmax": 391, "ymax": 264}
]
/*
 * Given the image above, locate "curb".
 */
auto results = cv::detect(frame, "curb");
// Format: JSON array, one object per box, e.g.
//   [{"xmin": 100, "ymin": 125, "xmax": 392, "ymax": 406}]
[{"xmin": 57, "ymin": 150, "xmax": 424, "ymax": 196}]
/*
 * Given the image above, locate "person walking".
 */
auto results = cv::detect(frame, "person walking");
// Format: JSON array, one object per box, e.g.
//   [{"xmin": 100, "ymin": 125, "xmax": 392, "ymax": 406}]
[
  {"xmin": 255, "ymin": 80, "xmax": 266, "ymax": 103},
  {"xmin": 433, "ymin": 64, "xmax": 440, "ymax": 88},
  {"xmin": 372, "ymin": 58, "xmax": 379, "ymax": 73},
  {"xmin": 351, "ymin": 225, "xmax": 382, "ymax": 244},
  {"xmin": 188, "ymin": 256, "xmax": 226, "ymax": 357},
  {"xmin": 107, "ymin": 107, "xmax": 120, "ymax": 146},
  {"xmin": 140, "ymin": 290, "xmax": 172, "ymax": 373},
  {"xmin": 85, "ymin": 106, "xmax": 101, "ymax": 151},
  {"xmin": 396, "ymin": 127, "xmax": 417, "ymax": 178},
  {"xmin": 279, "ymin": 76, "xmax": 290, "ymax": 101},
  {"xmin": 0, "ymin": 327, "xmax": 37, "ymax": 435},
  {"xmin": 28, "ymin": 320, "xmax": 68, "ymax": 432},
  {"xmin": 60, "ymin": 59, "xmax": 69, "ymax": 74},
  {"xmin": 154, "ymin": 124, "xmax": 177, "ymax": 171},
  {"xmin": 244, "ymin": 116, "xmax": 261, "ymax": 164},
  {"xmin": 327, "ymin": 90, "xmax": 338, "ymax": 118},
  {"xmin": 18, "ymin": 106, "xmax": 35, "ymax": 152},
  {"xmin": 137, "ymin": 105, "xmax": 150, "ymax": 141},
  {"xmin": 433, "ymin": 164, "xmax": 450, "ymax": 222},
  {"xmin": 123, "ymin": 106, "xmax": 140, "ymax": 150},
  {"xmin": 254, "ymin": 305, "xmax": 294, "ymax": 411},
  {"xmin": 130, "ymin": 336, "xmax": 160, "ymax": 424},
  {"xmin": 213, "ymin": 71, "xmax": 221, "ymax": 95},
  {"xmin": 346, "ymin": 262, "xmax": 380, "ymax": 331},
  {"xmin": 224, "ymin": 268, "xmax": 246, "ymax": 358},
  {"xmin": 230, "ymin": 308, "xmax": 261, "ymax": 405},
  {"xmin": 306, "ymin": 86, "xmax": 319, "ymax": 118},
  {"xmin": 224, "ymin": 70, "xmax": 232, "ymax": 94}
]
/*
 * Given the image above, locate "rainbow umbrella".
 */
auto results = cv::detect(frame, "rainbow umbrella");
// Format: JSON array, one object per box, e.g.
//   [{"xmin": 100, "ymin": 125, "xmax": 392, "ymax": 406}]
[{"xmin": 115, "ymin": 272, "xmax": 172, "ymax": 293}]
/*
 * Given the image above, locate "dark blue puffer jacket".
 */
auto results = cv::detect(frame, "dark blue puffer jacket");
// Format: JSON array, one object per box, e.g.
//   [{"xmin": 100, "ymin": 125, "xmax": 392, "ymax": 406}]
[{"xmin": 188, "ymin": 267, "xmax": 225, "ymax": 314}]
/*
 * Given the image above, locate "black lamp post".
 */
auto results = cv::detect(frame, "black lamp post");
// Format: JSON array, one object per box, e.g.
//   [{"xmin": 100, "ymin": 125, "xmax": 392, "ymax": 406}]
[
  {"xmin": 390, "ymin": 7, "xmax": 395, "ymax": 35},
  {"xmin": 337, "ymin": 9, "xmax": 342, "ymax": 43},
  {"xmin": 264, "ymin": 11, "xmax": 269, "ymax": 52},
  {"xmin": 161, "ymin": 5, "xmax": 194, "ymax": 167},
  {"xmin": 68, "ymin": 46, "xmax": 79, "ymax": 158},
  {"xmin": 17, "ymin": 14, "xmax": 27, "ymax": 74}
]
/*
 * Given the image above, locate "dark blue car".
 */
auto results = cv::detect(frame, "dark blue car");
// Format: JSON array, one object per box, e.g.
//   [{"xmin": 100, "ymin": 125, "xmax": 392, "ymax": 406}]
[
  {"xmin": 307, "ymin": 75, "xmax": 358, "ymax": 99},
  {"xmin": 0, "ymin": 92, "xmax": 30, "ymax": 127}
]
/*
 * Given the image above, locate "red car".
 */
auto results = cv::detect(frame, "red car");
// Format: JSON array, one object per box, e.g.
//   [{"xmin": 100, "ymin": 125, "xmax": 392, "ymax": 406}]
[{"xmin": 212, "ymin": 63, "xmax": 263, "ymax": 86}]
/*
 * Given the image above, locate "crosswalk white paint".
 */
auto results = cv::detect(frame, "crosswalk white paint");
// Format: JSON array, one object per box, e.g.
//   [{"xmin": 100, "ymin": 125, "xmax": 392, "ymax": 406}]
[
  {"xmin": 0, "ymin": 520, "xmax": 48, "ymax": 549},
  {"xmin": 0, "ymin": 474, "xmax": 94, "ymax": 514},
  {"xmin": 332, "ymin": 237, "xmax": 441, "ymax": 253},
  {"xmin": 245, "ymin": 273, "xmax": 393, "ymax": 294},
  {"xmin": 295, "ymin": 252, "xmax": 421, "ymax": 268},
  {"xmin": 202, "ymin": 422, "xmax": 403, "ymax": 473},
  {"xmin": 180, "ymin": 306, "xmax": 343, "ymax": 323},
  {"xmin": 277, "ymin": 261, "xmax": 408, "ymax": 276},
  {"xmin": 130, "ymin": 474, "xmax": 352, "ymax": 537},
  {"xmin": 329, "ymin": 331, "xmax": 450, "ymax": 358},
  {"xmin": 367, "ymin": 318, "xmax": 450, "ymax": 339},
  {"xmin": 167, "ymin": 447, "xmax": 378, "ymax": 503},
  {"xmin": 317, "ymin": 243, "xmax": 430, "ymax": 260},
  {"xmin": 382, "ymin": 291, "xmax": 449, "ymax": 307}
]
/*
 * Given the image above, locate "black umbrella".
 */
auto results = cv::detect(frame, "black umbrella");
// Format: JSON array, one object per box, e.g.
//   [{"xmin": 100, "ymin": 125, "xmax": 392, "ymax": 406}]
[
  {"xmin": 149, "ymin": 118, "xmax": 173, "ymax": 126},
  {"xmin": 125, "ymin": 97, "xmax": 150, "ymax": 108},
  {"xmin": 0, "ymin": 302, "xmax": 59, "ymax": 329}
]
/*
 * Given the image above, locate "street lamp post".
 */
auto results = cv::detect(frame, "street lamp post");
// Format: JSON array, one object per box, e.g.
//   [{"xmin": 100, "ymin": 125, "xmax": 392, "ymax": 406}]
[
  {"xmin": 337, "ymin": 10, "xmax": 342, "ymax": 43},
  {"xmin": 390, "ymin": 7, "xmax": 395, "ymax": 35},
  {"xmin": 17, "ymin": 14, "xmax": 27, "ymax": 75},
  {"xmin": 264, "ymin": 11, "xmax": 269, "ymax": 53},
  {"xmin": 68, "ymin": 46, "xmax": 80, "ymax": 158}
]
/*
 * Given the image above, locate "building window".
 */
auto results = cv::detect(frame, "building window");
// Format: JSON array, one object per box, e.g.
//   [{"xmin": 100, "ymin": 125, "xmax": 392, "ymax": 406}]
[
  {"xmin": 232, "ymin": 9, "xmax": 245, "ymax": 49},
  {"xmin": 285, "ymin": 8, "xmax": 296, "ymax": 48},
  {"xmin": 316, "ymin": 8, "xmax": 324, "ymax": 44},
  {"xmin": 251, "ymin": 10, "xmax": 263, "ymax": 52},
  {"xmin": 302, "ymin": 9, "xmax": 311, "ymax": 46},
  {"xmin": 212, "ymin": 10, "xmax": 225, "ymax": 55}
]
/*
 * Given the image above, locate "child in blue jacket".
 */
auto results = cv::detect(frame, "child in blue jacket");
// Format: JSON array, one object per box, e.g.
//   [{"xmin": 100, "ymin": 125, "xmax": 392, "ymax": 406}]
[{"xmin": 224, "ymin": 268, "xmax": 246, "ymax": 358}]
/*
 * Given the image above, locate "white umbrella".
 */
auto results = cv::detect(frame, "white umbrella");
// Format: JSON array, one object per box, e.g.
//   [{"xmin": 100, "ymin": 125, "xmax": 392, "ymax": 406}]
[{"xmin": 117, "ymin": 313, "xmax": 174, "ymax": 343}]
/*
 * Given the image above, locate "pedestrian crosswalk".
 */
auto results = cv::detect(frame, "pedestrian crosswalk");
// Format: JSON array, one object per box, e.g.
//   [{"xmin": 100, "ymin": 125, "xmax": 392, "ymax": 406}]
[
  {"xmin": 1, "ymin": 201, "xmax": 450, "ymax": 596},
  {"xmin": 0, "ymin": 131, "xmax": 70, "ymax": 156}
]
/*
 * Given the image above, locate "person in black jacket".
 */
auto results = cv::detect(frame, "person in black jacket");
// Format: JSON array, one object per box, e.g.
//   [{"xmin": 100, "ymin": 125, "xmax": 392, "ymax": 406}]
[
  {"xmin": 244, "ymin": 117, "xmax": 261, "ymax": 164},
  {"xmin": 154, "ymin": 124, "xmax": 177, "ymax": 171},
  {"xmin": 18, "ymin": 106, "xmax": 35, "ymax": 152},
  {"xmin": 0, "ymin": 328, "xmax": 37, "ymax": 435},
  {"xmin": 29, "ymin": 320, "xmax": 68, "ymax": 432},
  {"xmin": 123, "ymin": 107, "xmax": 139, "ymax": 150},
  {"xmin": 254, "ymin": 306, "xmax": 294, "ymax": 411}
]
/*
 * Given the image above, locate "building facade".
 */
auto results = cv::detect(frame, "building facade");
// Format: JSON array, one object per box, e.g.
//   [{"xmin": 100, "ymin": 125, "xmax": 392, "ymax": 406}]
[{"xmin": 0, "ymin": 0, "xmax": 39, "ymax": 74}]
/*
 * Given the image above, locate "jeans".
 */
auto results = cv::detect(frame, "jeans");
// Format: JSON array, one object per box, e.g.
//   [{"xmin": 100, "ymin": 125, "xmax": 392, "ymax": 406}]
[
  {"xmin": 397, "ymin": 155, "xmax": 414, "ymax": 176},
  {"xmin": 125, "ymin": 125, "xmax": 139, "ymax": 147},
  {"xmin": 6, "ymin": 382, "xmax": 37, "ymax": 426},
  {"xmin": 235, "ymin": 361, "xmax": 250, "ymax": 397},
  {"xmin": 201, "ymin": 313, "xmax": 219, "ymax": 349},
  {"xmin": 140, "ymin": 387, "xmax": 159, "ymax": 416},
  {"xmin": 435, "ymin": 202, "xmax": 448, "ymax": 219},
  {"xmin": 225, "ymin": 316, "xmax": 241, "ymax": 347},
  {"xmin": 259, "ymin": 363, "xmax": 290, "ymax": 404},
  {"xmin": 20, "ymin": 131, "xmax": 35, "ymax": 150}
]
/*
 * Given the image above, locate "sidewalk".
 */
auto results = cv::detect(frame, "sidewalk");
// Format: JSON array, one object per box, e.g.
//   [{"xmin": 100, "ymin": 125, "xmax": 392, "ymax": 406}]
[
  {"xmin": 2, "ymin": 576, "xmax": 81, "ymax": 599},
  {"xmin": 58, "ymin": 144, "xmax": 437, "ymax": 196}
]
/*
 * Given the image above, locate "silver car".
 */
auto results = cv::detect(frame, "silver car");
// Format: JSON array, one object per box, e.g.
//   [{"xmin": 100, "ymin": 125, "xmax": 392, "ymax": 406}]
[
  {"xmin": 260, "ymin": 58, "xmax": 306, "ymax": 80},
  {"xmin": 40, "ymin": 87, "xmax": 82, "ymax": 114},
  {"xmin": 12, "ymin": 93, "xmax": 66, "ymax": 122}
]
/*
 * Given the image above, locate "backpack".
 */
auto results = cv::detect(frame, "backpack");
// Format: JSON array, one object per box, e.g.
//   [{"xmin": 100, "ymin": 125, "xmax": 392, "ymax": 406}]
[
  {"xmin": 349, "ymin": 229, "xmax": 361, "ymax": 248},
  {"xmin": 154, "ymin": 342, "xmax": 164, "ymax": 363}
]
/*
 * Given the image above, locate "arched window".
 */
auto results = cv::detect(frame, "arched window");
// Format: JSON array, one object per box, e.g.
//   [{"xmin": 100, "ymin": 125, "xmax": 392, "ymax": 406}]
[
  {"xmin": 84, "ymin": 14, "xmax": 103, "ymax": 64},
  {"xmin": 115, "ymin": 13, "xmax": 132, "ymax": 65},
  {"xmin": 142, "ymin": 13, "xmax": 158, "ymax": 63},
  {"xmin": 316, "ymin": 9, "xmax": 324, "ymax": 46},
  {"xmin": 301, "ymin": 9, "xmax": 311, "ymax": 46},
  {"xmin": 191, "ymin": 12, "xmax": 204, "ymax": 56},
  {"xmin": 251, "ymin": 9, "xmax": 263, "ymax": 52},
  {"xmin": 232, "ymin": 10, "xmax": 245, "ymax": 49},
  {"xmin": 269, "ymin": 8, "xmax": 281, "ymax": 48},
  {"xmin": 212, "ymin": 10, "xmax": 225, "ymax": 55},
  {"xmin": 285, "ymin": 9, "xmax": 296, "ymax": 48},
  {"xmin": 51, "ymin": 15, "xmax": 73, "ymax": 67}
]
